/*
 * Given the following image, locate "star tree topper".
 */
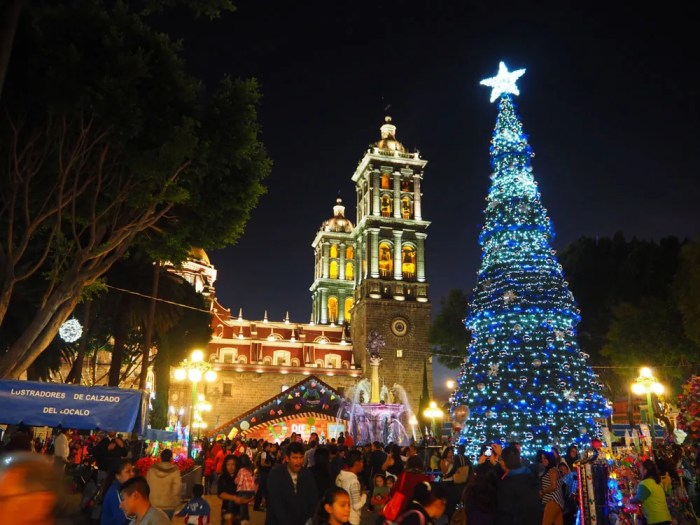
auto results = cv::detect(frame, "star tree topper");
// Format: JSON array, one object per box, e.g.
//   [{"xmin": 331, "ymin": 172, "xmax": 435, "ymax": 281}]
[{"xmin": 480, "ymin": 61, "xmax": 526, "ymax": 103}]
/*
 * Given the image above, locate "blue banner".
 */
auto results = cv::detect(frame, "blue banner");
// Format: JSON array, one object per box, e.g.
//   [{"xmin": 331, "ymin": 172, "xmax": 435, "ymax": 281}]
[{"xmin": 0, "ymin": 380, "xmax": 147, "ymax": 433}]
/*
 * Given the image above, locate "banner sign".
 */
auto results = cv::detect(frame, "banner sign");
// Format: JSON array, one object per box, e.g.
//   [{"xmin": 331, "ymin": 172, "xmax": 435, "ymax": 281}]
[{"xmin": 0, "ymin": 380, "xmax": 147, "ymax": 432}]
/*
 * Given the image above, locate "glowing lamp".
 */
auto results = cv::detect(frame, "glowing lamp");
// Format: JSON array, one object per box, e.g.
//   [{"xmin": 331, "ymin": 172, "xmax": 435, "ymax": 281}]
[
  {"xmin": 191, "ymin": 349, "xmax": 204, "ymax": 363},
  {"xmin": 205, "ymin": 370, "xmax": 217, "ymax": 382},
  {"xmin": 174, "ymin": 368, "xmax": 186, "ymax": 381}
]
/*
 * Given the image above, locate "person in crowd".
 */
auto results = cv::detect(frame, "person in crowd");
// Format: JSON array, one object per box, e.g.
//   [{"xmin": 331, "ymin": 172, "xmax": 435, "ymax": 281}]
[
  {"xmin": 387, "ymin": 444, "xmax": 404, "ymax": 478},
  {"xmin": 557, "ymin": 462, "xmax": 578, "ymax": 525},
  {"xmin": 304, "ymin": 433, "xmax": 319, "ymax": 467},
  {"xmin": 390, "ymin": 455, "xmax": 431, "ymax": 517},
  {"xmin": 369, "ymin": 441, "xmax": 391, "ymax": 486},
  {"xmin": 204, "ymin": 451, "xmax": 215, "ymax": 495},
  {"xmin": 101, "ymin": 459, "xmax": 136, "ymax": 525},
  {"xmin": 254, "ymin": 442, "xmax": 273, "ymax": 511},
  {"xmin": 308, "ymin": 486, "xmax": 352, "ymax": 525},
  {"xmin": 370, "ymin": 473, "xmax": 390, "ymax": 515},
  {"xmin": 213, "ymin": 442, "xmax": 227, "ymax": 491},
  {"xmin": 265, "ymin": 441, "xmax": 318, "ymax": 525},
  {"xmin": 218, "ymin": 455, "xmax": 244, "ymax": 525},
  {"xmin": 234, "ymin": 453, "xmax": 256, "ymax": 525},
  {"xmin": 94, "ymin": 432, "xmax": 128, "ymax": 481},
  {"xmin": 429, "ymin": 449, "xmax": 441, "ymax": 471},
  {"xmin": 539, "ymin": 451, "xmax": 565, "ymax": 525},
  {"xmin": 53, "ymin": 426, "xmax": 70, "ymax": 469},
  {"xmin": 563, "ymin": 445, "xmax": 578, "ymax": 471},
  {"xmin": 508, "ymin": 442, "xmax": 529, "ymax": 466},
  {"xmin": 2, "ymin": 424, "xmax": 33, "ymax": 454},
  {"xmin": 462, "ymin": 461, "xmax": 498, "ymax": 525},
  {"xmin": 119, "ymin": 476, "xmax": 171, "ymax": 525},
  {"xmin": 335, "ymin": 449, "xmax": 366, "ymax": 525},
  {"xmin": 176, "ymin": 483, "xmax": 211, "ymax": 525},
  {"xmin": 145, "ymin": 448, "xmax": 182, "ymax": 519},
  {"xmin": 386, "ymin": 475, "xmax": 396, "ymax": 491},
  {"xmin": 0, "ymin": 452, "xmax": 63, "ymax": 525},
  {"xmin": 631, "ymin": 459, "xmax": 673, "ymax": 525},
  {"xmin": 310, "ymin": 446, "xmax": 333, "ymax": 500},
  {"xmin": 395, "ymin": 481, "xmax": 448, "ymax": 525},
  {"xmin": 495, "ymin": 445, "xmax": 542, "ymax": 525}
]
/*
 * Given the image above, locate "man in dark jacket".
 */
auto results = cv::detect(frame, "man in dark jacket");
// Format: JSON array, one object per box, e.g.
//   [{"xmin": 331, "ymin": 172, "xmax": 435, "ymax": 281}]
[
  {"xmin": 495, "ymin": 445, "xmax": 542, "ymax": 525},
  {"xmin": 265, "ymin": 441, "xmax": 318, "ymax": 525}
]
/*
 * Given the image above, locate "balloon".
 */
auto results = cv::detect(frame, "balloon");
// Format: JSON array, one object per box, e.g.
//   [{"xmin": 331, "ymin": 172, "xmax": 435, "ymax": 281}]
[
  {"xmin": 453, "ymin": 405, "xmax": 469, "ymax": 423},
  {"xmin": 240, "ymin": 421, "xmax": 250, "ymax": 431}
]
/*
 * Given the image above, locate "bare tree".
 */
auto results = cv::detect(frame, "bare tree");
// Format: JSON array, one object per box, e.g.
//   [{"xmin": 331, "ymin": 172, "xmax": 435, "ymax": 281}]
[{"xmin": 0, "ymin": 114, "xmax": 187, "ymax": 378}]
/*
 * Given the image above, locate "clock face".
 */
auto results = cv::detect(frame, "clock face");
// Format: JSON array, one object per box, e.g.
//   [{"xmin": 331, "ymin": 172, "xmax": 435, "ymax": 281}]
[{"xmin": 391, "ymin": 317, "xmax": 409, "ymax": 337}]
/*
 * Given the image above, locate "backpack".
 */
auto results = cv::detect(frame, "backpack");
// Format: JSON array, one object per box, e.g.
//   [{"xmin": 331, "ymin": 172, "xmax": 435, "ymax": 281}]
[{"xmin": 384, "ymin": 509, "xmax": 426, "ymax": 525}]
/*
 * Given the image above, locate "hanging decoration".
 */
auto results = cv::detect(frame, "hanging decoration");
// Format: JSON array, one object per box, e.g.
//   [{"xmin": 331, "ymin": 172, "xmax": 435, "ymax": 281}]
[{"xmin": 59, "ymin": 318, "xmax": 83, "ymax": 343}]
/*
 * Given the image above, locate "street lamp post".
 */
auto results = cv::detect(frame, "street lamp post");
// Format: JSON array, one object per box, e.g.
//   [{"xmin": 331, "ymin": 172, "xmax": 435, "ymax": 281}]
[
  {"xmin": 174, "ymin": 349, "xmax": 216, "ymax": 458},
  {"xmin": 631, "ymin": 366, "xmax": 664, "ymax": 458},
  {"xmin": 423, "ymin": 401, "xmax": 444, "ymax": 440}
]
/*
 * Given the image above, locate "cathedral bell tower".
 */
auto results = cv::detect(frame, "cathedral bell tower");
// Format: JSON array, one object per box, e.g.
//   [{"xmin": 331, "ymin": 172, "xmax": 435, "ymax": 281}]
[
  {"xmin": 350, "ymin": 116, "xmax": 432, "ymax": 411},
  {"xmin": 310, "ymin": 199, "xmax": 356, "ymax": 326}
]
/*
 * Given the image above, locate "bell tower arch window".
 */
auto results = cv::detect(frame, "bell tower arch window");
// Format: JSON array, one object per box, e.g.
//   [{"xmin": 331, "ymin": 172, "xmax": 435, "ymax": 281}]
[
  {"xmin": 380, "ymin": 194, "xmax": 392, "ymax": 217},
  {"xmin": 379, "ymin": 241, "xmax": 393, "ymax": 277},
  {"xmin": 330, "ymin": 244, "xmax": 339, "ymax": 258},
  {"xmin": 381, "ymin": 173, "xmax": 391, "ymax": 189},
  {"xmin": 402, "ymin": 244, "xmax": 417, "ymax": 280},
  {"xmin": 346, "ymin": 246, "xmax": 354, "ymax": 259},
  {"xmin": 345, "ymin": 262, "xmax": 354, "ymax": 280},
  {"xmin": 328, "ymin": 296, "xmax": 339, "ymax": 323},
  {"xmin": 344, "ymin": 297, "xmax": 354, "ymax": 321},
  {"xmin": 329, "ymin": 260, "xmax": 339, "ymax": 279},
  {"xmin": 401, "ymin": 196, "xmax": 413, "ymax": 219}
]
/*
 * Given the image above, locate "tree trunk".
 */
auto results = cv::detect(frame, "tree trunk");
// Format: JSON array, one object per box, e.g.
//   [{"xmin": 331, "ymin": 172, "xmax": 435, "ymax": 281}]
[
  {"xmin": 0, "ymin": 0, "xmax": 25, "ymax": 99},
  {"xmin": 0, "ymin": 287, "xmax": 80, "ymax": 378},
  {"xmin": 0, "ymin": 268, "xmax": 15, "ymax": 329},
  {"xmin": 138, "ymin": 263, "xmax": 160, "ymax": 390},
  {"xmin": 151, "ymin": 355, "xmax": 172, "ymax": 430},
  {"xmin": 108, "ymin": 315, "xmax": 128, "ymax": 387},
  {"xmin": 65, "ymin": 301, "xmax": 92, "ymax": 384}
]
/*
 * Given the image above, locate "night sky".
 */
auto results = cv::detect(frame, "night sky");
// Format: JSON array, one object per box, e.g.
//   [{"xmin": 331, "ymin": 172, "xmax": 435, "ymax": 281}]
[{"xmin": 164, "ymin": 1, "xmax": 700, "ymax": 397}]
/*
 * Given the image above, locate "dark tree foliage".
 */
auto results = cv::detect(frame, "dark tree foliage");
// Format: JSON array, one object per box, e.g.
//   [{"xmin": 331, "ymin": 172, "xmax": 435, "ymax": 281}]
[
  {"xmin": 559, "ymin": 233, "xmax": 696, "ymax": 394},
  {"xmin": 428, "ymin": 288, "xmax": 471, "ymax": 369}
]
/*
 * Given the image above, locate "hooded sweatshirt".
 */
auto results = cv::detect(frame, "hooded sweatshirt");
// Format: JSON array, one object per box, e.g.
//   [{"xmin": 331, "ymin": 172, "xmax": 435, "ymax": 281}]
[
  {"xmin": 335, "ymin": 470, "xmax": 367, "ymax": 525},
  {"xmin": 146, "ymin": 461, "xmax": 183, "ymax": 510}
]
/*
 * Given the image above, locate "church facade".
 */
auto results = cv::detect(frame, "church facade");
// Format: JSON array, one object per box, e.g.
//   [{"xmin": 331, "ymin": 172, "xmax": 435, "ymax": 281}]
[{"xmin": 171, "ymin": 118, "xmax": 433, "ymax": 441}]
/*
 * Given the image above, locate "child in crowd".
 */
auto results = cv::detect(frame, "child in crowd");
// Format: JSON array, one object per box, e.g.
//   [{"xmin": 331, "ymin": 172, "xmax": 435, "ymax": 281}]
[
  {"xmin": 176, "ymin": 483, "xmax": 211, "ymax": 525},
  {"xmin": 370, "ymin": 474, "xmax": 390, "ymax": 515},
  {"xmin": 386, "ymin": 475, "xmax": 396, "ymax": 491},
  {"xmin": 234, "ymin": 454, "xmax": 256, "ymax": 525},
  {"xmin": 204, "ymin": 453, "xmax": 215, "ymax": 495},
  {"xmin": 309, "ymin": 487, "xmax": 352, "ymax": 525}
]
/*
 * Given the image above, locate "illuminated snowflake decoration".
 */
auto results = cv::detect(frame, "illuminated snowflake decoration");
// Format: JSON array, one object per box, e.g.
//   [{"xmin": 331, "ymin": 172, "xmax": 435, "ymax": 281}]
[
  {"xmin": 480, "ymin": 61, "xmax": 526, "ymax": 103},
  {"xmin": 59, "ymin": 318, "xmax": 83, "ymax": 343}
]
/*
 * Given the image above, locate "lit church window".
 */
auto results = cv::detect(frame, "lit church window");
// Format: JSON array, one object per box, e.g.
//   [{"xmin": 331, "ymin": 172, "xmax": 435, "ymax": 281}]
[
  {"xmin": 381, "ymin": 173, "xmax": 391, "ymax": 189},
  {"xmin": 379, "ymin": 242, "xmax": 393, "ymax": 277},
  {"xmin": 381, "ymin": 195, "xmax": 392, "ymax": 217},
  {"xmin": 402, "ymin": 244, "xmax": 416, "ymax": 279},
  {"xmin": 328, "ymin": 296, "xmax": 338, "ymax": 323},
  {"xmin": 345, "ymin": 262, "xmax": 354, "ymax": 280},
  {"xmin": 330, "ymin": 244, "xmax": 339, "ymax": 258},
  {"xmin": 401, "ymin": 196, "xmax": 412, "ymax": 219},
  {"xmin": 346, "ymin": 246, "xmax": 354, "ymax": 259},
  {"xmin": 330, "ymin": 260, "xmax": 339, "ymax": 279},
  {"xmin": 344, "ymin": 297, "xmax": 353, "ymax": 321}
]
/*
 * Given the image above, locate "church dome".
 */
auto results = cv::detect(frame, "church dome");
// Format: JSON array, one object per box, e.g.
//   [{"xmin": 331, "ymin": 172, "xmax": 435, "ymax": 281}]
[
  {"xmin": 374, "ymin": 116, "xmax": 406, "ymax": 153},
  {"xmin": 188, "ymin": 247, "xmax": 211, "ymax": 265},
  {"xmin": 321, "ymin": 198, "xmax": 354, "ymax": 233}
]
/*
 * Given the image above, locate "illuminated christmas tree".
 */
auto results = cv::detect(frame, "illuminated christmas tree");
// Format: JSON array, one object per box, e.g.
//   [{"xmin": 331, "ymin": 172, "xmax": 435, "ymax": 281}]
[{"xmin": 453, "ymin": 62, "xmax": 609, "ymax": 457}]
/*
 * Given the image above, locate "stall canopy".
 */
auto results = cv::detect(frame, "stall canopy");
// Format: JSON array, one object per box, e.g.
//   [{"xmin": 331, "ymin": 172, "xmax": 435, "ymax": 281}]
[{"xmin": 0, "ymin": 379, "xmax": 148, "ymax": 433}]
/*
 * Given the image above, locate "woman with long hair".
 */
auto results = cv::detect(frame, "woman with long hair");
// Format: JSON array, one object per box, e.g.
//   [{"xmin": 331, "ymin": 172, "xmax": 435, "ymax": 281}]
[
  {"xmin": 308, "ymin": 487, "xmax": 351, "ymax": 525},
  {"xmin": 397, "ymin": 481, "xmax": 448, "ymax": 525},
  {"xmin": 217, "ymin": 454, "xmax": 253, "ymax": 525},
  {"xmin": 631, "ymin": 460, "xmax": 672, "ymax": 525},
  {"xmin": 539, "ymin": 452, "xmax": 565, "ymax": 525},
  {"xmin": 389, "ymin": 455, "xmax": 431, "ymax": 518},
  {"xmin": 462, "ymin": 462, "xmax": 498, "ymax": 525}
]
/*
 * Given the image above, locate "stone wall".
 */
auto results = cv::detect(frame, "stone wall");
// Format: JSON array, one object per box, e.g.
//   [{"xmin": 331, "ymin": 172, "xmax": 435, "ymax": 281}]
[{"xmin": 351, "ymin": 298, "xmax": 432, "ymax": 413}]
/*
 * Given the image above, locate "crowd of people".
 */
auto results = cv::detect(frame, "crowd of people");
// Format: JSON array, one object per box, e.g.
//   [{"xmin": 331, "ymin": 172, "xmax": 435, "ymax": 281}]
[{"xmin": 1, "ymin": 422, "xmax": 700, "ymax": 525}]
